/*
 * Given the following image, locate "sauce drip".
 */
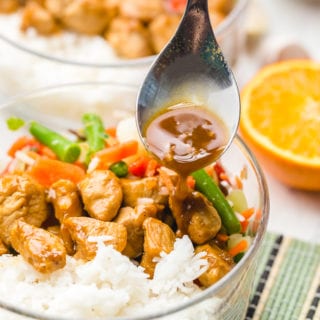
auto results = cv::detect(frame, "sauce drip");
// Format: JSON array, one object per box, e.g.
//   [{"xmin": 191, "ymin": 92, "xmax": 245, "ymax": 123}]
[
  {"xmin": 144, "ymin": 103, "xmax": 229, "ymax": 237},
  {"xmin": 145, "ymin": 104, "xmax": 228, "ymax": 177}
]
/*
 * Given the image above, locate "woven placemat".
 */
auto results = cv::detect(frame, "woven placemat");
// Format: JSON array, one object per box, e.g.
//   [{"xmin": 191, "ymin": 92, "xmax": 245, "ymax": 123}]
[
  {"xmin": 246, "ymin": 233, "xmax": 320, "ymax": 320},
  {"xmin": 0, "ymin": 232, "xmax": 318, "ymax": 320}
]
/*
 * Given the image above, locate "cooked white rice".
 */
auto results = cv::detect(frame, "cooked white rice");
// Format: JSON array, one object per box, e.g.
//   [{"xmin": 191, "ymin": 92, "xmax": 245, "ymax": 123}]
[{"xmin": 0, "ymin": 236, "xmax": 222, "ymax": 319}]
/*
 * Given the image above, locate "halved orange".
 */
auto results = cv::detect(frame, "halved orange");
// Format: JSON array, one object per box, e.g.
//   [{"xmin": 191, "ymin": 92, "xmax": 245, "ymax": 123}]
[{"xmin": 239, "ymin": 60, "xmax": 320, "ymax": 190}]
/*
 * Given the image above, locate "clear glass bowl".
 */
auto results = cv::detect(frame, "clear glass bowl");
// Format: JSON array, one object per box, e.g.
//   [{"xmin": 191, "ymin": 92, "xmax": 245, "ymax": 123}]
[
  {"xmin": 0, "ymin": 0, "xmax": 249, "ymax": 95},
  {"xmin": 0, "ymin": 0, "xmax": 249, "ymax": 67},
  {"xmin": 0, "ymin": 82, "xmax": 269, "ymax": 320}
]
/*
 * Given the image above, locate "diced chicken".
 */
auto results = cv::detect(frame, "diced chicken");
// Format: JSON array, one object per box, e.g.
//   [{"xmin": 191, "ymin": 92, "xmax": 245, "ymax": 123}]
[
  {"xmin": 104, "ymin": 0, "xmax": 120, "ymax": 11},
  {"xmin": 10, "ymin": 220, "xmax": 66, "ymax": 273},
  {"xmin": 47, "ymin": 179, "xmax": 83, "ymax": 223},
  {"xmin": 160, "ymin": 169, "xmax": 221, "ymax": 244},
  {"xmin": 140, "ymin": 217, "xmax": 175, "ymax": 277},
  {"xmin": 169, "ymin": 190, "xmax": 222, "ymax": 244},
  {"xmin": 114, "ymin": 204, "xmax": 158, "ymax": 258},
  {"xmin": 149, "ymin": 13, "xmax": 181, "ymax": 53},
  {"xmin": 45, "ymin": 0, "xmax": 118, "ymax": 19},
  {"xmin": 185, "ymin": 191, "xmax": 222, "ymax": 244},
  {"xmin": 119, "ymin": 0, "xmax": 164, "ymax": 22},
  {"xmin": 208, "ymin": 0, "xmax": 234, "ymax": 15},
  {"xmin": 61, "ymin": 0, "xmax": 115, "ymax": 35},
  {"xmin": 0, "ymin": 174, "xmax": 49, "ymax": 245},
  {"xmin": 195, "ymin": 243, "xmax": 234, "ymax": 287},
  {"xmin": 157, "ymin": 166, "xmax": 179, "ymax": 191},
  {"xmin": 61, "ymin": 216, "xmax": 127, "ymax": 260},
  {"xmin": 78, "ymin": 170, "xmax": 122, "ymax": 221},
  {"xmin": 26, "ymin": 0, "xmax": 46, "ymax": 4},
  {"xmin": 105, "ymin": 17, "xmax": 153, "ymax": 59},
  {"xmin": 0, "ymin": 0, "xmax": 20, "ymax": 13},
  {"xmin": 20, "ymin": 1, "xmax": 59, "ymax": 35},
  {"xmin": 0, "ymin": 239, "xmax": 8, "ymax": 255},
  {"xmin": 44, "ymin": 0, "xmax": 73, "ymax": 18},
  {"xmin": 46, "ymin": 225, "xmax": 61, "ymax": 237},
  {"xmin": 120, "ymin": 176, "xmax": 168, "ymax": 207}
]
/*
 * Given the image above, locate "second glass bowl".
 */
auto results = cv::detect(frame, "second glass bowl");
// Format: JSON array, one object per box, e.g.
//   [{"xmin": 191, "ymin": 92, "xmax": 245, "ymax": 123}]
[
  {"xmin": 0, "ymin": 82, "xmax": 269, "ymax": 320},
  {"xmin": 0, "ymin": 0, "xmax": 249, "ymax": 97}
]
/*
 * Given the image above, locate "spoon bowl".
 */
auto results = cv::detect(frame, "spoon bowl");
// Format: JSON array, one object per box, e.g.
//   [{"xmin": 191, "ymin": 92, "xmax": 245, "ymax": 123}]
[{"xmin": 137, "ymin": 0, "xmax": 240, "ymax": 160}]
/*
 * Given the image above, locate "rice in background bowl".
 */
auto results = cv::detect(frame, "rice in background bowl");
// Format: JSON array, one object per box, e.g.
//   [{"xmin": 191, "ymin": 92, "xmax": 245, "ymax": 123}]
[
  {"xmin": 0, "ymin": 0, "xmax": 249, "ymax": 96},
  {"xmin": 0, "ymin": 82, "xmax": 269, "ymax": 320}
]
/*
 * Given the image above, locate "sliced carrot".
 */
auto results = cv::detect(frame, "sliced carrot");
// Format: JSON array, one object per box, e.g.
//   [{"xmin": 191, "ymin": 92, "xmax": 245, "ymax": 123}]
[
  {"xmin": 186, "ymin": 175, "xmax": 196, "ymax": 189},
  {"xmin": 105, "ymin": 127, "xmax": 117, "ymax": 138},
  {"xmin": 240, "ymin": 219, "xmax": 249, "ymax": 233},
  {"xmin": 37, "ymin": 145, "xmax": 57, "ymax": 159},
  {"xmin": 28, "ymin": 158, "xmax": 86, "ymax": 187},
  {"xmin": 228, "ymin": 239, "xmax": 248, "ymax": 257},
  {"xmin": 252, "ymin": 208, "xmax": 262, "ymax": 233},
  {"xmin": 213, "ymin": 162, "xmax": 225, "ymax": 176},
  {"xmin": 8, "ymin": 136, "xmax": 57, "ymax": 159},
  {"xmin": 241, "ymin": 207, "xmax": 255, "ymax": 220},
  {"xmin": 167, "ymin": 0, "xmax": 186, "ymax": 12},
  {"xmin": 145, "ymin": 158, "xmax": 160, "ymax": 177},
  {"xmin": 128, "ymin": 156, "xmax": 150, "ymax": 177},
  {"xmin": 7, "ymin": 136, "xmax": 39, "ymax": 157},
  {"xmin": 205, "ymin": 165, "xmax": 214, "ymax": 176},
  {"xmin": 94, "ymin": 140, "xmax": 138, "ymax": 169},
  {"xmin": 105, "ymin": 137, "xmax": 119, "ymax": 148},
  {"xmin": 220, "ymin": 172, "xmax": 231, "ymax": 185},
  {"xmin": 216, "ymin": 233, "xmax": 229, "ymax": 242},
  {"xmin": 234, "ymin": 175, "xmax": 243, "ymax": 189},
  {"xmin": 73, "ymin": 161, "xmax": 87, "ymax": 171},
  {"xmin": 26, "ymin": 151, "xmax": 41, "ymax": 160}
]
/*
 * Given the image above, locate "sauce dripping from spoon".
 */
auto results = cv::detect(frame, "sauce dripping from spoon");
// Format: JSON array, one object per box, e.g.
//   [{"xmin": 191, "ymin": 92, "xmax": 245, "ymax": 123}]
[
  {"xmin": 144, "ymin": 103, "xmax": 229, "ymax": 178},
  {"xmin": 143, "ymin": 103, "xmax": 229, "ymax": 237}
]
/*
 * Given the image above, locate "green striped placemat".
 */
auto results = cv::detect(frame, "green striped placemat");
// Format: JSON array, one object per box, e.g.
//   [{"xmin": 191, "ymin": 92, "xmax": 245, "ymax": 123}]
[{"xmin": 246, "ymin": 233, "xmax": 320, "ymax": 320}]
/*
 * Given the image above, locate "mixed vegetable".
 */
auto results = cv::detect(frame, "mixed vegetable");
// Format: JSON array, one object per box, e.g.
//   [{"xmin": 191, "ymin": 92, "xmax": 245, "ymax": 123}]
[{"xmin": 0, "ymin": 113, "xmax": 258, "ymax": 287}]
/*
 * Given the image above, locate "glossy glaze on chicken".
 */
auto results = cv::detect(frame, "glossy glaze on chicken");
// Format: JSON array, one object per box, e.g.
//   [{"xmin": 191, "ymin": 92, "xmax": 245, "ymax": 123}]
[
  {"xmin": 0, "ymin": 114, "xmax": 254, "ymax": 289},
  {"xmin": 0, "ymin": 0, "xmax": 236, "ymax": 59}
]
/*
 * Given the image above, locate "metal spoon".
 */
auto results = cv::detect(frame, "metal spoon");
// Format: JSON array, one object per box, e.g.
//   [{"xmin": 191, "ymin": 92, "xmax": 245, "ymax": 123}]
[{"xmin": 136, "ymin": 0, "xmax": 240, "ymax": 158}]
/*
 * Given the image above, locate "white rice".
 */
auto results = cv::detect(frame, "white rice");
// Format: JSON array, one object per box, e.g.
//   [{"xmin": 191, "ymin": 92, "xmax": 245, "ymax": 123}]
[
  {"xmin": 0, "ymin": 12, "xmax": 119, "ymax": 64},
  {"xmin": 0, "ymin": 12, "xmax": 150, "ymax": 98},
  {"xmin": 0, "ymin": 236, "xmax": 222, "ymax": 319}
]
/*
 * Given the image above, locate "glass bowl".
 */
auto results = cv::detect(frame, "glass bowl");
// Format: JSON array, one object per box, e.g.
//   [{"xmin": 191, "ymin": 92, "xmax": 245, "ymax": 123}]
[
  {"xmin": 0, "ymin": 0, "xmax": 249, "ymax": 95},
  {"xmin": 0, "ymin": 82, "xmax": 269, "ymax": 320}
]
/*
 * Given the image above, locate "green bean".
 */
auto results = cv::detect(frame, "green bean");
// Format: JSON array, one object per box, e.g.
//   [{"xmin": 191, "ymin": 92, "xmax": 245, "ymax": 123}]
[
  {"xmin": 191, "ymin": 169, "xmax": 241, "ymax": 234},
  {"xmin": 109, "ymin": 161, "xmax": 128, "ymax": 177},
  {"xmin": 82, "ymin": 113, "xmax": 106, "ymax": 162},
  {"xmin": 233, "ymin": 252, "xmax": 245, "ymax": 263},
  {"xmin": 29, "ymin": 121, "xmax": 81, "ymax": 163}
]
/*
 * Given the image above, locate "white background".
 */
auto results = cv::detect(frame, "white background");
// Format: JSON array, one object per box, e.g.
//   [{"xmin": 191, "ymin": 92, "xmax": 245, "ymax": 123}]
[{"xmin": 235, "ymin": 0, "xmax": 320, "ymax": 243}]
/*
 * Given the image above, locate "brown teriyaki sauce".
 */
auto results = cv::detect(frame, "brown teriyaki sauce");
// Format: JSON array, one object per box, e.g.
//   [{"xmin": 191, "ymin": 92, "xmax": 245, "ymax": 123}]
[
  {"xmin": 144, "ymin": 103, "xmax": 229, "ymax": 235},
  {"xmin": 144, "ymin": 103, "xmax": 229, "ymax": 177}
]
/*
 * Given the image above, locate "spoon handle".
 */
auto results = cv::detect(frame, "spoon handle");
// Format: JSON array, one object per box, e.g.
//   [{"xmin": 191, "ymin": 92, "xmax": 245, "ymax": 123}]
[
  {"xmin": 186, "ymin": 0, "xmax": 209, "ymax": 13},
  {"xmin": 178, "ymin": 0, "xmax": 213, "ymax": 53},
  {"xmin": 170, "ymin": 0, "xmax": 231, "ymax": 87}
]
